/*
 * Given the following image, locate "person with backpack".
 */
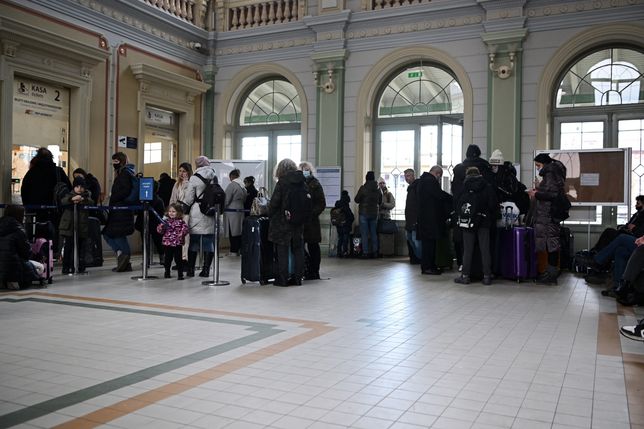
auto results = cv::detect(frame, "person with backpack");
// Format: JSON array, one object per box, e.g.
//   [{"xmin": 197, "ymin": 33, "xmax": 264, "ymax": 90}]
[
  {"xmin": 300, "ymin": 162, "xmax": 326, "ymax": 280},
  {"xmin": 453, "ymin": 167, "xmax": 497, "ymax": 285},
  {"xmin": 102, "ymin": 152, "xmax": 136, "ymax": 272},
  {"xmin": 72, "ymin": 168, "xmax": 102, "ymax": 205},
  {"xmin": 527, "ymin": 153, "xmax": 568, "ymax": 285},
  {"xmin": 332, "ymin": 190, "xmax": 355, "ymax": 258},
  {"xmin": 354, "ymin": 171, "xmax": 382, "ymax": 258},
  {"xmin": 417, "ymin": 166, "xmax": 453, "ymax": 276},
  {"xmin": 268, "ymin": 158, "xmax": 309, "ymax": 286},
  {"xmin": 182, "ymin": 156, "xmax": 219, "ymax": 277},
  {"xmin": 223, "ymin": 169, "xmax": 247, "ymax": 256}
]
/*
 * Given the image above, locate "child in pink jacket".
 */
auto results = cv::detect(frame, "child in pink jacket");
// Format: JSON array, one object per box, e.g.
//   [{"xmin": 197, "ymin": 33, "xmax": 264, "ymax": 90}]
[{"xmin": 157, "ymin": 203, "xmax": 189, "ymax": 280}]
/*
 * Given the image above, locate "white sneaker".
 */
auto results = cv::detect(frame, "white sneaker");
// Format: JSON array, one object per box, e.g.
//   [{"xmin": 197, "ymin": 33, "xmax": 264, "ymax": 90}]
[
  {"xmin": 458, "ymin": 265, "xmax": 463, "ymax": 272},
  {"xmin": 620, "ymin": 320, "xmax": 644, "ymax": 342}
]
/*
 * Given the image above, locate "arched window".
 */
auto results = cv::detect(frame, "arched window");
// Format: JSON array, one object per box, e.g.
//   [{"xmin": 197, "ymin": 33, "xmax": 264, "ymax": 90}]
[
  {"xmin": 374, "ymin": 62, "xmax": 464, "ymax": 219},
  {"xmin": 554, "ymin": 47, "xmax": 644, "ymax": 223},
  {"xmin": 235, "ymin": 78, "xmax": 301, "ymax": 186}
]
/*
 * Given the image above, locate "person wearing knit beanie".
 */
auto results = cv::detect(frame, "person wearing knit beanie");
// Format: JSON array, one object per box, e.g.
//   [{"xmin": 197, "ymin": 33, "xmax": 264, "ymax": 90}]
[
  {"xmin": 195, "ymin": 156, "xmax": 210, "ymax": 168},
  {"xmin": 366, "ymin": 171, "xmax": 375, "ymax": 181},
  {"xmin": 72, "ymin": 176, "xmax": 86, "ymax": 189}
]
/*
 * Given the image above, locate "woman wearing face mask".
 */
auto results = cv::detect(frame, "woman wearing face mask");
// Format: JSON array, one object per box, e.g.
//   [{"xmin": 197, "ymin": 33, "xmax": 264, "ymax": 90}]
[
  {"xmin": 299, "ymin": 162, "xmax": 326, "ymax": 280},
  {"xmin": 102, "ymin": 152, "xmax": 136, "ymax": 272},
  {"xmin": 170, "ymin": 162, "xmax": 193, "ymax": 265},
  {"xmin": 527, "ymin": 153, "xmax": 567, "ymax": 284}
]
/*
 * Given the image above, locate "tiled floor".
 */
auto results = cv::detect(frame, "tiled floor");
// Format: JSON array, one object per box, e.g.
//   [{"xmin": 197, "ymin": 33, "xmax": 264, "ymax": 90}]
[{"xmin": 0, "ymin": 255, "xmax": 642, "ymax": 429}]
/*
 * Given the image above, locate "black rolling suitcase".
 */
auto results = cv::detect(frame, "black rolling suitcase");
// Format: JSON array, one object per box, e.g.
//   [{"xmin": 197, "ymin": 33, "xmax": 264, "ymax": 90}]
[
  {"xmin": 241, "ymin": 216, "xmax": 274, "ymax": 285},
  {"xmin": 83, "ymin": 216, "xmax": 103, "ymax": 267}
]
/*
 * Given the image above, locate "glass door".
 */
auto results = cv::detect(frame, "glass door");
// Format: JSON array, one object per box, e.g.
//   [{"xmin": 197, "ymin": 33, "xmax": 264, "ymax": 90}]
[
  {"xmin": 143, "ymin": 107, "xmax": 177, "ymax": 180},
  {"xmin": 617, "ymin": 117, "xmax": 644, "ymax": 223}
]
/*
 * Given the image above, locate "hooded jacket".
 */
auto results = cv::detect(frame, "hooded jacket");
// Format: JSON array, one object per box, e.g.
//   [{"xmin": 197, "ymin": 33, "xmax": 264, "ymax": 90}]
[
  {"xmin": 451, "ymin": 145, "xmax": 494, "ymax": 200},
  {"xmin": 334, "ymin": 193, "xmax": 355, "ymax": 233},
  {"xmin": 268, "ymin": 170, "xmax": 306, "ymax": 246},
  {"xmin": 20, "ymin": 157, "xmax": 72, "ymax": 207},
  {"xmin": 59, "ymin": 190, "xmax": 94, "ymax": 238},
  {"xmin": 182, "ymin": 166, "xmax": 218, "ymax": 235}
]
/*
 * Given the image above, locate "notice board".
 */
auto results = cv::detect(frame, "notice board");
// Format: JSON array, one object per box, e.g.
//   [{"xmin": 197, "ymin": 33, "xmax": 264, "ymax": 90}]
[
  {"xmin": 210, "ymin": 160, "xmax": 267, "ymax": 190},
  {"xmin": 534, "ymin": 149, "xmax": 631, "ymax": 205}
]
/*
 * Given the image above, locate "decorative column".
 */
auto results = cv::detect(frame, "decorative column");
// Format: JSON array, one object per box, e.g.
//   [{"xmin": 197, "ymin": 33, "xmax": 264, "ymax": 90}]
[
  {"xmin": 312, "ymin": 50, "xmax": 347, "ymax": 167},
  {"xmin": 304, "ymin": 10, "xmax": 350, "ymax": 169},
  {"xmin": 202, "ymin": 64, "xmax": 217, "ymax": 158},
  {"xmin": 479, "ymin": 0, "xmax": 527, "ymax": 163}
]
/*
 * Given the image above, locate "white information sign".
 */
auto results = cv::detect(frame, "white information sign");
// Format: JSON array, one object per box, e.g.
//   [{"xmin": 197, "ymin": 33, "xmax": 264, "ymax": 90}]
[
  {"xmin": 580, "ymin": 173, "xmax": 600, "ymax": 187},
  {"xmin": 316, "ymin": 166, "xmax": 342, "ymax": 208},
  {"xmin": 210, "ymin": 160, "xmax": 267, "ymax": 190}
]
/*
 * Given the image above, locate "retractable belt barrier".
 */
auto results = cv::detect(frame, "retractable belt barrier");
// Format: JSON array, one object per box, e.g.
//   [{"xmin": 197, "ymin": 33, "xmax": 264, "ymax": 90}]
[{"xmin": 1, "ymin": 202, "xmax": 230, "ymax": 285}]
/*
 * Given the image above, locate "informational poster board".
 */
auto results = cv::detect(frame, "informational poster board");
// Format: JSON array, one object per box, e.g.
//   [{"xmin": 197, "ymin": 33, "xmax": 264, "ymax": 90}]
[
  {"xmin": 534, "ymin": 148, "xmax": 631, "ymax": 205},
  {"xmin": 210, "ymin": 160, "xmax": 266, "ymax": 190},
  {"xmin": 316, "ymin": 167, "xmax": 342, "ymax": 208}
]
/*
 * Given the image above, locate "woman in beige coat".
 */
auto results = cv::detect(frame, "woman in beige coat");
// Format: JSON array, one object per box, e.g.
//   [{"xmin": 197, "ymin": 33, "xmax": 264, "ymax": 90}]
[{"xmin": 169, "ymin": 162, "xmax": 192, "ymax": 263}]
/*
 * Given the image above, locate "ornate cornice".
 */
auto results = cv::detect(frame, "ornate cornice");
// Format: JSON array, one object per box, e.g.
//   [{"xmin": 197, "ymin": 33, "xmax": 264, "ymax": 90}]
[{"xmin": 526, "ymin": 0, "xmax": 643, "ymax": 18}]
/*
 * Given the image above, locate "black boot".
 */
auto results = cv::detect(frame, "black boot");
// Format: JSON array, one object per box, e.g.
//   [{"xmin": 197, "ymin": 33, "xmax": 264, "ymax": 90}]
[
  {"xmin": 186, "ymin": 251, "xmax": 197, "ymax": 277},
  {"xmin": 199, "ymin": 252, "xmax": 213, "ymax": 277}
]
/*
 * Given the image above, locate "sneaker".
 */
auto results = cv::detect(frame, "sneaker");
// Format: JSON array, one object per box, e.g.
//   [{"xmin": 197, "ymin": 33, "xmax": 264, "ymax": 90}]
[
  {"xmin": 454, "ymin": 275, "xmax": 470, "ymax": 285},
  {"xmin": 482, "ymin": 275, "xmax": 493, "ymax": 286},
  {"xmin": 619, "ymin": 320, "xmax": 644, "ymax": 342}
]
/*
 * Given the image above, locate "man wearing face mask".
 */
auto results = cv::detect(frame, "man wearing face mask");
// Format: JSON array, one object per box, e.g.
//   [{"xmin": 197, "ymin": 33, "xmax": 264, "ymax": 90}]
[
  {"xmin": 102, "ymin": 152, "xmax": 136, "ymax": 272},
  {"xmin": 299, "ymin": 162, "xmax": 326, "ymax": 280}
]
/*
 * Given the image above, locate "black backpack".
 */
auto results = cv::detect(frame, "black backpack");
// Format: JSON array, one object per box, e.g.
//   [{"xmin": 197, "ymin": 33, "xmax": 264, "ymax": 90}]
[
  {"xmin": 550, "ymin": 192, "xmax": 571, "ymax": 222},
  {"xmin": 284, "ymin": 182, "xmax": 312, "ymax": 226},
  {"xmin": 53, "ymin": 168, "xmax": 69, "ymax": 207},
  {"xmin": 457, "ymin": 189, "xmax": 485, "ymax": 229},
  {"xmin": 330, "ymin": 207, "xmax": 346, "ymax": 226},
  {"xmin": 194, "ymin": 173, "xmax": 226, "ymax": 216}
]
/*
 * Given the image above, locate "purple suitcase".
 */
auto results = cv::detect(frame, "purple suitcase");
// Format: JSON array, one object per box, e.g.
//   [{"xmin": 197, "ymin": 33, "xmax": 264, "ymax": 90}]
[{"xmin": 499, "ymin": 227, "xmax": 536, "ymax": 282}]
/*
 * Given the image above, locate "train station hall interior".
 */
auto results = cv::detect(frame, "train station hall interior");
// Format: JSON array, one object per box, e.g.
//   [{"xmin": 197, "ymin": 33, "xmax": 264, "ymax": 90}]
[{"xmin": 1, "ymin": 0, "xmax": 644, "ymax": 428}]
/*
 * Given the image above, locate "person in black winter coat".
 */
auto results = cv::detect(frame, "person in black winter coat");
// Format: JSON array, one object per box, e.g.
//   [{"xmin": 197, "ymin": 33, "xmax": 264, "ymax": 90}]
[
  {"xmin": 417, "ymin": 166, "xmax": 452, "ymax": 275},
  {"xmin": 528, "ymin": 153, "xmax": 567, "ymax": 284},
  {"xmin": 20, "ymin": 147, "xmax": 71, "ymax": 255},
  {"xmin": 334, "ymin": 190, "xmax": 355, "ymax": 258},
  {"xmin": 451, "ymin": 144, "xmax": 494, "ymax": 269},
  {"xmin": 0, "ymin": 205, "xmax": 36, "ymax": 289},
  {"xmin": 20, "ymin": 147, "xmax": 72, "ymax": 220},
  {"xmin": 103, "ymin": 152, "xmax": 136, "ymax": 272},
  {"xmin": 454, "ymin": 167, "xmax": 498, "ymax": 285},
  {"xmin": 243, "ymin": 176, "xmax": 258, "ymax": 216},
  {"xmin": 404, "ymin": 168, "xmax": 421, "ymax": 264},
  {"xmin": 157, "ymin": 173, "xmax": 175, "ymax": 208}
]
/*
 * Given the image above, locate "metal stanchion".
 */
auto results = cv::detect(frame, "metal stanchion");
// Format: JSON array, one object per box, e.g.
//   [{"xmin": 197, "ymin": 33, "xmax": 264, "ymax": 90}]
[
  {"xmin": 202, "ymin": 204, "xmax": 229, "ymax": 286},
  {"xmin": 132, "ymin": 202, "xmax": 158, "ymax": 281},
  {"xmin": 72, "ymin": 203, "xmax": 87, "ymax": 276}
]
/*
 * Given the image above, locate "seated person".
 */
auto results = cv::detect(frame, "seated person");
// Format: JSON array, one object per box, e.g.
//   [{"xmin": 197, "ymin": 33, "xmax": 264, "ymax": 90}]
[
  {"xmin": 0, "ymin": 205, "xmax": 42, "ymax": 289},
  {"xmin": 592, "ymin": 195, "xmax": 644, "ymax": 253},
  {"xmin": 605, "ymin": 237, "xmax": 644, "ymax": 306}
]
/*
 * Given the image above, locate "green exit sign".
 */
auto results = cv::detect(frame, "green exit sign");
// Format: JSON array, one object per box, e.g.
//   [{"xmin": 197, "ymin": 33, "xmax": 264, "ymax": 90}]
[{"xmin": 408, "ymin": 71, "xmax": 422, "ymax": 78}]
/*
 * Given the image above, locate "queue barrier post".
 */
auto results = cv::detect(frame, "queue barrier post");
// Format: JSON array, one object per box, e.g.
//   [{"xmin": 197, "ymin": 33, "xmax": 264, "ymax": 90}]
[
  {"xmin": 132, "ymin": 202, "xmax": 158, "ymax": 281},
  {"xmin": 202, "ymin": 204, "xmax": 229, "ymax": 287}
]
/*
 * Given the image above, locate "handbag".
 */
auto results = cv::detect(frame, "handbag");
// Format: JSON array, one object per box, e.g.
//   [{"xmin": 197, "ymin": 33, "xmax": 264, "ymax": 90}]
[
  {"xmin": 377, "ymin": 218, "xmax": 398, "ymax": 234},
  {"xmin": 250, "ymin": 187, "xmax": 270, "ymax": 217}
]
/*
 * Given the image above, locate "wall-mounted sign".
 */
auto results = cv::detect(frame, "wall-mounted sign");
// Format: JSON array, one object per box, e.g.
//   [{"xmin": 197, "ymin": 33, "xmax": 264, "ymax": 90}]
[
  {"xmin": 145, "ymin": 107, "xmax": 174, "ymax": 126},
  {"xmin": 13, "ymin": 78, "xmax": 69, "ymax": 150},
  {"xmin": 118, "ymin": 136, "xmax": 138, "ymax": 149}
]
